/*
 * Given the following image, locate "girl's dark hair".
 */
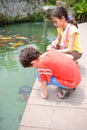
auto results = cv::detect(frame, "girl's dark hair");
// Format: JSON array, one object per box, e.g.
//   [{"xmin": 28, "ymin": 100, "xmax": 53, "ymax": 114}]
[
  {"xmin": 68, "ymin": 17, "xmax": 78, "ymax": 28},
  {"xmin": 51, "ymin": 6, "xmax": 78, "ymax": 28},
  {"xmin": 20, "ymin": 47, "xmax": 41, "ymax": 67},
  {"xmin": 51, "ymin": 6, "xmax": 68, "ymax": 20}
]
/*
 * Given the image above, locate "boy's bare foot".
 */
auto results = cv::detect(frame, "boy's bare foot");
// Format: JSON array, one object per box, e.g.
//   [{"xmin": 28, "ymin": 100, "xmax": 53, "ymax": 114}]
[{"xmin": 57, "ymin": 87, "xmax": 76, "ymax": 99}]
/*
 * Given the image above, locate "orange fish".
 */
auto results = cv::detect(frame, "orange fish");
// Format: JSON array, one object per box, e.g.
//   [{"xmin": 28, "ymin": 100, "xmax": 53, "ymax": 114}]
[
  {"xmin": 0, "ymin": 36, "xmax": 15, "ymax": 43},
  {"xmin": 11, "ymin": 41, "xmax": 24, "ymax": 48},
  {"xmin": 0, "ymin": 44, "xmax": 5, "ymax": 46},
  {"xmin": 15, "ymin": 36, "xmax": 27, "ymax": 39}
]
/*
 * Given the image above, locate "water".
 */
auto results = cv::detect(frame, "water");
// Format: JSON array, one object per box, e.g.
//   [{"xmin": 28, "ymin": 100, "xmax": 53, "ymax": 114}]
[{"xmin": 0, "ymin": 22, "xmax": 57, "ymax": 130}]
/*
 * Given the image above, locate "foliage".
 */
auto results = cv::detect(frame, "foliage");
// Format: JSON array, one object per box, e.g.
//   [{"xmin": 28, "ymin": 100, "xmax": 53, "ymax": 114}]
[
  {"xmin": 73, "ymin": 0, "xmax": 87, "ymax": 16},
  {"xmin": 14, "ymin": 11, "xmax": 44, "ymax": 23},
  {"xmin": 0, "ymin": 14, "xmax": 8, "ymax": 25},
  {"xmin": 66, "ymin": 0, "xmax": 87, "ymax": 23},
  {"xmin": 65, "ymin": 0, "xmax": 82, "ymax": 6},
  {"xmin": 72, "ymin": 0, "xmax": 87, "ymax": 22},
  {"xmin": 43, "ymin": 0, "xmax": 56, "ymax": 5},
  {"xmin": 31, "ymin": 11, "xmax": 44, "ymax": 22},
  {"xmin": 0, "ymin": 11, "xmax": 44, "ymax": 26},
  {"xmin": 48, "ymin": 0, "xmax": 56, "ymax": 5}
]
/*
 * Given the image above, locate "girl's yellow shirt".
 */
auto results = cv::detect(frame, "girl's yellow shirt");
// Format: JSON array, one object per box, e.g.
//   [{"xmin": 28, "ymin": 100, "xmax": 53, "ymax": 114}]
[{"xmin": 57, "ymin": 24, "xmax": 82, "ymax": 53}]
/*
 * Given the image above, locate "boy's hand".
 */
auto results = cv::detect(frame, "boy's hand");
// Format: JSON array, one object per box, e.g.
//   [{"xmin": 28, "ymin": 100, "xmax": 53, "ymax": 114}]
[{"xmin": 41, "ymin": 88, "xmax": 48, "ymax": 99}]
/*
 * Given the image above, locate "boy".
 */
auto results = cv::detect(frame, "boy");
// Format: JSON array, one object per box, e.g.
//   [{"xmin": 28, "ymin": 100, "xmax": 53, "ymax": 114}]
[{"xmin": 20, "ymin": 47, "xmax": 81, "ymax": 99}]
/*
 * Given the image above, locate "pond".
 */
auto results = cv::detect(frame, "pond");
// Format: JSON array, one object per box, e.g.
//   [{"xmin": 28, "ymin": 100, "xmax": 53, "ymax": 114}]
[{"xmin": 0, "ymin": 22, "xmax": 57, "ymax": 130}]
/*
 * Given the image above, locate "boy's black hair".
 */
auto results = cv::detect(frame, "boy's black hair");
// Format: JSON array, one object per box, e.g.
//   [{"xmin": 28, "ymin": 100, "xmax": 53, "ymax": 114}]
[{"xmin": 20, "ymin": 47, "xmax": 41, "ymax": 67}]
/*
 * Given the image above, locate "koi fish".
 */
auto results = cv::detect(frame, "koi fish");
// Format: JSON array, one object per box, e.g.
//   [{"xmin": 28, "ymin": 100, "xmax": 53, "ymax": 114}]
[
  {"xmin": 15, "ymin": 36, "xmax": 27, "ymax": 39},
  {"xmin": 0, "ymin": 36, "xmax": 15, "ymax": 43},
  {"xmin": 0, "ymin": 36, "xmax": 13, "ymax": 40},
  {"xmin": 0, "ymin": 44, "xmax": 5, "ymax": 46},
  {"xmin": 18, "ymin": 85, "xmax": 32, "ymax": 101},
  {"xmin": 11, "ymin": 41, "xmax": 24, "ymax": 48}
]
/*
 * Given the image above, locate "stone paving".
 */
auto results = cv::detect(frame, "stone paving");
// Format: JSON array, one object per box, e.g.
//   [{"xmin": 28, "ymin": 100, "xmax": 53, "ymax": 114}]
[{"xmin": 19, "ymin": 23, "xmax": 87, "ymax": 130}]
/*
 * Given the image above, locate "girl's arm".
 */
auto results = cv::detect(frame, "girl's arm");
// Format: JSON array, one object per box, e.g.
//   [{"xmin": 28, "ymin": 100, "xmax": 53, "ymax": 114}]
[
  {"xmin": 40, "ymin": 81, "xmax": 48, "ymax": 99},
  {"xmin": 52, "ymin": 33, "xmax": 61, "ymax": 46},
  {"xmin": 47, "ymin": 33, "xmax": 61, "ymax": 51},
  {"xmin": 57, "ymin": 33, "xmax": 76, "ymax": 53}
]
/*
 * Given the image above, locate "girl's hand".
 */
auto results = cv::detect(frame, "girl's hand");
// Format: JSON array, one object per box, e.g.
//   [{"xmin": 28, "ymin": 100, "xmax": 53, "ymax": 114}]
[
  {"xmin": 47, "ymin": 40, "xmax": 58, "ymax": 51},
  {"xmin": 51, "ymin": 40, "xmax": 58, "ymax": 48}
]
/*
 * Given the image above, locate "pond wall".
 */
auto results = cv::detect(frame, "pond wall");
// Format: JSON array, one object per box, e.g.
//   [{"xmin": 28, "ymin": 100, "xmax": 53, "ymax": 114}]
[{"xmin": 0, "ymin": 0, "xmax": 45, "ymax": 25}]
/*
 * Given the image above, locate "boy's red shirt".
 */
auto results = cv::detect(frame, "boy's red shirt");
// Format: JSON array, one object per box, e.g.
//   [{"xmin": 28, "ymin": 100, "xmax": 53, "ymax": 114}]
[{"xmin": 38, "ymin": 50, "xmax": 81, "ymax": 88}]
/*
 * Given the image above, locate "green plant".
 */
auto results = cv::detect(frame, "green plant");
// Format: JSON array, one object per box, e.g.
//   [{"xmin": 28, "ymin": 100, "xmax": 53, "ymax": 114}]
[
  {"xmin": 72, "ymin": 0, "xmax": 87, "ymax": 22},
  {"xmin": 0, "ymin": 13, "xmax": 8, "ymax": 25},
  {"xmin": 49, "ymin": 0, "xmax": 56, "ymax": 5},
  {"xmin": 32, "ymin": 11, "xmax": 44, "ymax": 22},
  {"xmin": 66, "ymin": 0, "xmax": 82, "ymax": 6}
]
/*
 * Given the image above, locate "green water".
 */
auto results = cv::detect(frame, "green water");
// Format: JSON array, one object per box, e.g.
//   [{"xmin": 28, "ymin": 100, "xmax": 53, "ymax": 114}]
[{"xmin": 0, "ymin": 22, "xmax": 57, "ymax": 130}]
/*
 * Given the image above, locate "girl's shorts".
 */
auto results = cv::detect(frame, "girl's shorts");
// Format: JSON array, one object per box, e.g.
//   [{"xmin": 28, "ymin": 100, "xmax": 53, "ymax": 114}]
[
  {"xmin": 56, "ymin": 45, "xmax": 82, "ymax": 61},
  {"xmin": 37, "ymin": 74, "xmax": 67, "ymax": 89},
  {"xmin": 67, "ymin": 51, "xmax": 82, "ymax": 60}
]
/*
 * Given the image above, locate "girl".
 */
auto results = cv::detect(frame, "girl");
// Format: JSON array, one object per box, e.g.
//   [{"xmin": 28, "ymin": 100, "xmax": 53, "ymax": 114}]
[{"xmin": 47, "ymin": 6, "xmax": 82, "ymax": 61}]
